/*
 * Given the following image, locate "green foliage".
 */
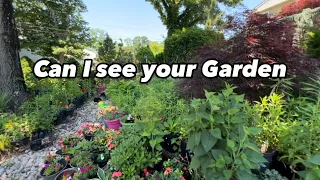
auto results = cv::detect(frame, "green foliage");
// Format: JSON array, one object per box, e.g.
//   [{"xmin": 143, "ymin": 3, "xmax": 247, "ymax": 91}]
[
  {"xmin": 135, "ymin": 45, "xmax": 155, "ymax": 63},
  {"xmin": 306, "ymin": 30, "xmax": 320, "ymax": 58},
  {"xmin": 98, "ymin": 34, "xmax": 117, "ymax": 63},
  {"xmin": 0, "ymin": 93, "xmax": 10, "ymax": 113},
  {"xmin": 254, "ymin": 169, "xmax": 288, "ymax": 180},
  {"xmin": 21, "ymin": 56, "xmax": 38, "ymax": 90},
  {"xmin": 43, "ymin": 157, "xmax": 64, "ymax": 176},
  {"xmin": 14, "ymin": 0, "xmax": 90, "ymax": 62},
  {"xmin": 109, "ymin": 126, "xmax": 162, "ymax": 178},
  {"xmin": 146, "ymin": 0, "xmax": 241, "ymax": 36},
  {"xmin": 184, "ymin": 84, "xmax": 266, "ymax": 179},
  {"xmin": 0, "ymin": 134, "xmax": 12, "ymax": 153},
  {"xmin": 89, "ymin": 28, "xmax": 107, "ymax": 50},
  {"xmin": 164, "ymin": 28, "xmax": 223, "ymax": 63},
  {"xmin": 149, "ymin": 41, "xmax": 164, "ymax": 56},
  {"xmin": 254, "ymin": 93, "xmax": 288, "ymax": 151}
]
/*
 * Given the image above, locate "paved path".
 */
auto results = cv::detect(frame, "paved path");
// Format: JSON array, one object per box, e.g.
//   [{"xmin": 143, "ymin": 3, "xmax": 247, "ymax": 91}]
[{"xmin": 0, "ymin": 101, "xmax": 99, "ymax": 180}]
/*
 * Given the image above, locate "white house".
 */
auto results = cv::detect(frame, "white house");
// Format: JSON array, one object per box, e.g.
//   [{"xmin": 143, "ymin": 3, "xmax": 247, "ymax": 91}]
[
  {"xmin": 19, "ymin": 48, "xmax": 98, "ymax": 65},
  {"xmin": 254, "ymin": 0, "xmax": 296, "ymax": 15}
]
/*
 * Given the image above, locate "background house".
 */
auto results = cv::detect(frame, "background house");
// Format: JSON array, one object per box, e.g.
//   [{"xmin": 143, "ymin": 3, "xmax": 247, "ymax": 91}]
[
  {"xmin": 19, "ymin": 48, "xmax": 98, "ymax": 66},
  {"xmin": 254, "ymin": 0, "xmax": 296, "ymax": 15}
]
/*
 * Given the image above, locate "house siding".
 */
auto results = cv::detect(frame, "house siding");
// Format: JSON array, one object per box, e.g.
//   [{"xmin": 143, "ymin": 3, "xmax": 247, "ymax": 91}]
[{"xmin": 255, "ymin": 0, "xmax": 296, "ymax": 14}]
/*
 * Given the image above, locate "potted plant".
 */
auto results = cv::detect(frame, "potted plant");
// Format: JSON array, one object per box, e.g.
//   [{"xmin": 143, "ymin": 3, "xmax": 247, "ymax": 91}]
[
  {"xmin": 61, "ymin": 135, "xmax": 81, "ymax": 147},
  {"xmin": 40, "ymin": 157, "xmax": 67, "ymax": 180},
  {"xmin": 73, "ymin": 165, "xmax": 98, "ymax": 179},
  {"xmin": 80, "ymin": 123, "xmax": 103, "ymax": 141},
  {"xmin": 54, "ymin": 168, "xmax": 77, "ymax": 180},
  {"xmin": 104, "ymin": 110, "xmax": 126, "ymax": 130},
  {"xmin": 254, "ymin": 93, "xmax": 286, "ymax": 168},
  {"xmin": 91, "ymin": 153, "xmax": 108, "ymax": 168}
]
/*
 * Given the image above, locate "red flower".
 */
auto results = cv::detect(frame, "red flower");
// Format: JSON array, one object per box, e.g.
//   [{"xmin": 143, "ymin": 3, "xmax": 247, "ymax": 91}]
[
  {"xmin": 77, "ymin": 130, "xmax": 83, "ymax": 135},
  {"xmin": 112, "ymin": 171, "xmax": 122, "ymax": 177},
  {"xmin": 183, "ymin": 167, "xmax": 188, "ymax": 171},
  {"xmin": 164, "ymin": 167, "xmax": 172, "ymax": 175},
  {"xmin": 108, "ymin": 143, "xmax": 115, "ymax": 150},
  {"xmin": 181, "ymin": 176, "xmax": 186, "ymax": 180},
  {"xmin": 58, "ymin": 141, "xmax": 63, "ymax": 147},
  {"xmin": 65, "ymin": 156, "xmax": 70, "ymax": 161},
  {"xmin": 88, "ymin": 165, "xmax": 93, "ymax": 171}
]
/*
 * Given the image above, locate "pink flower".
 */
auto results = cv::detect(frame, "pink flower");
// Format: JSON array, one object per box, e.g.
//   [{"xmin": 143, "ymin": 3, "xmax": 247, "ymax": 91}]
[
  {"xmin": 112, "ymin": 171, "xmax": 122, "ymax": 177},
  {"xmin": 77, "ymin": 130, "xmax": 82, "ymax": 135},
  {"xmin": 80, "ymin": 167, "xmax": 87, "ymax": 172},
  {"xmin": 55, "ymin": 164, "xmax": 61, "ymax": 169},
  {"xmin": 43, "ymin": 164, "xmax": 50, "ymax": 169}
]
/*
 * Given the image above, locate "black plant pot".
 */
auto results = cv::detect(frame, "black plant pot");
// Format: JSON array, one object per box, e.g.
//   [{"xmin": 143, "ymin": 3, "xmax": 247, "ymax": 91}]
[
  {"xmin": 263, "ymin": 152, "xmax": 275, "ymax": 169},
  {"xmin": 161, "ymin": 134, "xmax": 180, "ymax": 153},
  {"xmin": 55, "ymin": 110, "xmax": 67, "ymax": 125},
  {"xmin": 12, "ymin": 136, "xmax": 30, "ymax": 147},
  {"xmin": 83, "ymin": 134, "xmax": 93, "ymax": 141},
  {"xmin": 40, "ymin": 159, "xmax": 67, "ymax": 180},
  {"xmin": 270, "ymin": 152, "xmax": 294, "ymax": 179},
  {"xmin": 30, "ymin": 139, "xmax": 44, "ymax": 151}
]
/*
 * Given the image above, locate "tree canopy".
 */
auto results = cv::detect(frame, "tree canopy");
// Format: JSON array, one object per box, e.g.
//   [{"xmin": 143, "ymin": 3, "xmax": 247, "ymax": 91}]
[
  {"xmin": 13, "ymin": 0, "xmax": 91, "ymax": 63},
  {"xmin": 146, "ymin": 0, "xmax": 242, "ymax": 36}
]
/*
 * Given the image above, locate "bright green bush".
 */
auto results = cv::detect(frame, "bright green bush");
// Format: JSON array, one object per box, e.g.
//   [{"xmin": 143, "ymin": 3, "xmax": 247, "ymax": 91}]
[
  {"xmin": 164, "ymin": 27, "xmax": 223, "ymax": 63},
  {"xmin": 306, "ymin": 30, "xmax": 320, "ymax": 58}
]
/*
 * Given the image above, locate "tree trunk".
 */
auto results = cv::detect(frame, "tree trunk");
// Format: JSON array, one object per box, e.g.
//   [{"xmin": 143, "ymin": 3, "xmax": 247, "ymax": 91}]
[
  {"xmin": 59, "ymin": 52, "xmax": 65, "ymax": 64},
  {"xmin": 0, "ymin": 0, "xmax": 27, "ymax": 109}
]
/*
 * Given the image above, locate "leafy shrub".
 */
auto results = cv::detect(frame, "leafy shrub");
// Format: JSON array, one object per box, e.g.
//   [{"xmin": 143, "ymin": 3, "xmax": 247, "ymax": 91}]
[
  {"xmin": 279, "ymin": 0, "xmax": 320, "ymax": 17},
  {"xmin": 184, "ymin": 85, "xmax": 266, "ymax": 179},
  {"xmin": 135, "ymin": 45, "xmax": 155, "ymax": 63},
  {"xmin": 0, "ymin": 134, "xmax": 11, "ymax": 153},
  {"xmin": 254, "ymin": 169, "xmax": 288, "ymax": 180},
  {"xmin": 164, "ymin": 27, "xmax": 223, "ymax": 63},
  {"xmin": 306, "ymin": 30, "xmax": 320, "ymax": 58},
  {"xmin": 109, "ymin": 126, "xmax": 161, "ymax": 178},
  {"xmin": 177, "ymin": 13, "xmax": 318, "ymax": 101},
  {"xmin": 0, "ymin": 93, "xmax": 9, "ymax": 113}
]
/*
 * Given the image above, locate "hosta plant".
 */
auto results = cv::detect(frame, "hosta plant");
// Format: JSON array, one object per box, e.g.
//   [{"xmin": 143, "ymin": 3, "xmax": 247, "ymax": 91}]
[{"xmin": 184, "ymin": 85, "xmax": 266, "ymax": 179}]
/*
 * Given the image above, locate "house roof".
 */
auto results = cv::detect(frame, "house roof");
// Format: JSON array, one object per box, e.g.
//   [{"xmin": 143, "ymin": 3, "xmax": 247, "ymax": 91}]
[{"xmin": 254, "ymin": 0, "xmax": 291, "ymax": 12}]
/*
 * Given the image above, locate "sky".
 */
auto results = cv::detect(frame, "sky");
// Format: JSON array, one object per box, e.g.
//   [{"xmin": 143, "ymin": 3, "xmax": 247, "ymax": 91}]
[{"xmin": 82, "ymin": 0, "xmax": 262, "ymax": 42}]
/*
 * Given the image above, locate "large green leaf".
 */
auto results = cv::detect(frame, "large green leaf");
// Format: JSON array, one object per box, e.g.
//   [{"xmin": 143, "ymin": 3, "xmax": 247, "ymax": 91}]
[
  {"xmin": 246, "ymin": 150, "xmax": 267, "ymax": 164},
  {"xmin": 210, "ymin": 128, "xmax": 222, "ymax": 139},
  {"xmin": 211, "ymin": 149, "xmax": 228, "ymax": 160},
  {"xmin": 201, "ymin": 130, "xmax": 217, "ymax": 153},
  {"xmin": 190, "ymin": 158, "xmax": 201, "ymax": 169},
  {"xmin": 194, "ymin": 144, "xmax": 207, "ymax": 157},
  {"xmin": 223, "ymin": 170, "xmax": 233, "ymax": 180},
  {"xmin": 309, "ymin": 154, "xmax": 320, "ymax": 165}
]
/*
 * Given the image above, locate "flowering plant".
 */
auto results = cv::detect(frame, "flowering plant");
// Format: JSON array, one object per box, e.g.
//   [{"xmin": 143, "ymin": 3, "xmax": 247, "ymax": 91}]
[
  {"xmin": 58, "ymin": 135, "xmax": 81, "ymax": 147},
  {"xmin": 62, "ymin": 171, "xmax": 75, "ymax": 180},
  {"xmin": 279, "ymin": 0, "xmax": 320, "ymax": 17},
  {"xmin": 43, "ymin": 158, "xmax": 64, "ymax": 176},
  {"xmin": 105, "ymin": 110, "xmax": 127, "ymax": 122},
  {"xmin": 73, "ymin": 165, "xmax": 97, "ymax": 179},
  {"xmin": 80, "ymin": 123, "xmax": 104, "ymax": 135}
]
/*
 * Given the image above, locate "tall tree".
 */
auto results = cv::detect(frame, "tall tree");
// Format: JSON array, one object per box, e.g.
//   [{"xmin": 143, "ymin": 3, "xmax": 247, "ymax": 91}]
[
  {"xmin": 13, "ymin": 0, "xmax": 90, "ymax": 63},
  {"xmin": 0, "ymin": 0, "xmax": 27, "ymax": 108},
  {"xmin": 146, "ymin": 0, "xmax": 242, "ymax": 36},
  {"xmin": 98, "ymin": 34, "xmax": 117, "ymax": 63},
  {"xmin": 89, "ymin": 28, "xmax": 107, "ymax": 50}
]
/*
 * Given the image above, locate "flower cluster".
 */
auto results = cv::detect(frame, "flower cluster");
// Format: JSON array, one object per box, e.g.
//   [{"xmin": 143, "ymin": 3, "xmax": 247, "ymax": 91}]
[
  {"xmin": 112, "ymin": 171, "xmax": 122, "ymax": 180},
  {"xmin": 80, "ymin": 123, "xmax": 104, "ymax": 135},
  {"xmin": 105, "ymin": 110, "xmax": 126, "ymax": 121},
  {"xmin": 279, "ymin": 0, "xmax": 320, "ymax": 17},
  {"xmin": 43, "ymin": 160, "xmax": 63, "ymax": 176}
]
